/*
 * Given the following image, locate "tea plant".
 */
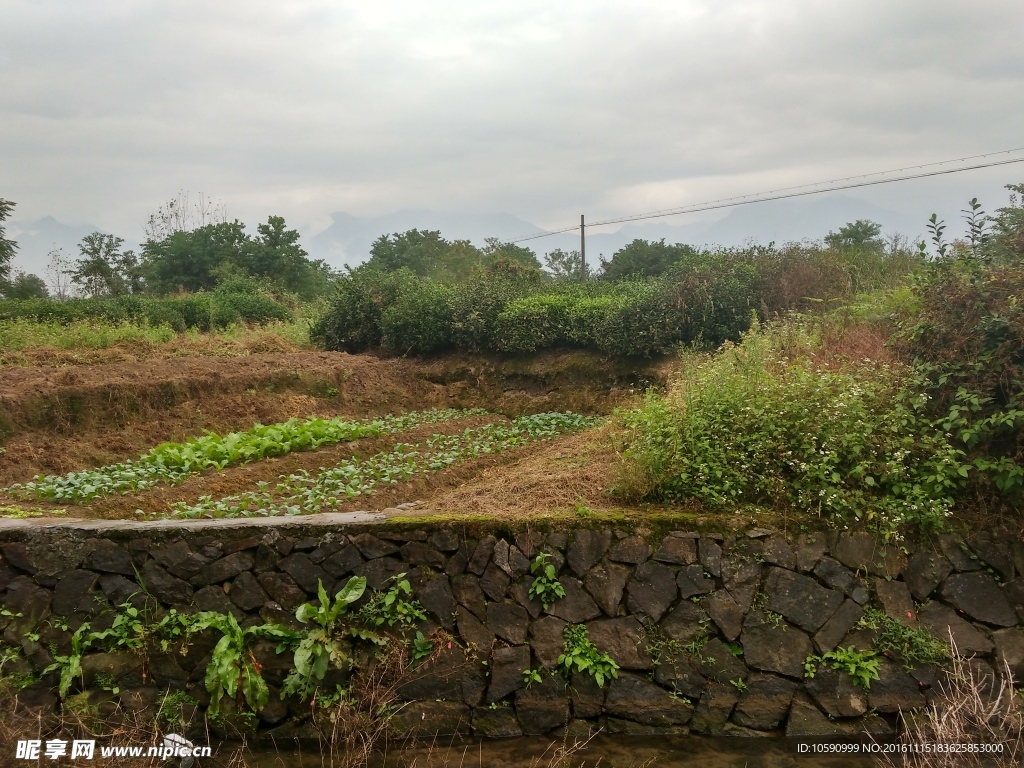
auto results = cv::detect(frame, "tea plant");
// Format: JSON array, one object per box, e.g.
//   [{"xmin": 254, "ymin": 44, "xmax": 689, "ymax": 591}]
[
  {"xmin": 8, "ymin": 408, "xmax": 486, "ymax": 503},
  {"xmin": 527, "ymin": 553, "xmax": 565, "ymax": 609},
  {"xmin": 557, "ymin": 624, "xmax": 620, "ymax": 687},
  {"xmin": 169, "ymin": 412, "xmax": 599, "ymax": 519}
]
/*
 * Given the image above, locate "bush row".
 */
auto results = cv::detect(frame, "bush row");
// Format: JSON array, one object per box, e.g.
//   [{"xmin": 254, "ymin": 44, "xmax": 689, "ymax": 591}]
[{"xmin": 0, "ymin": 291, "xmax": 292, "ymax": 332}]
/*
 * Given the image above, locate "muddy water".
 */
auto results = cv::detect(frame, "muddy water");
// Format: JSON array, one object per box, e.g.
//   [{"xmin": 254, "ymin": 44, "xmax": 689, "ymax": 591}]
[{"xmin": 241, "ymin": 735, "xmax": 877, "ymax": 768}]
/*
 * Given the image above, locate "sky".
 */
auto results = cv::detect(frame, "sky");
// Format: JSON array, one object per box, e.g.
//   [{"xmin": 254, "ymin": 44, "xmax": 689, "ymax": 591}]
[{"xmin": 3, "ymin": 0, "xmax": 1024, "ymax": 267}]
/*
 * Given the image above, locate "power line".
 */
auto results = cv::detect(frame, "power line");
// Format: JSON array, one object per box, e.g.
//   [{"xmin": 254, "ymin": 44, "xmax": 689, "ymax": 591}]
[{"xmin": 508, "ymin": 148, "xmax": 1024, "ymax": 244}]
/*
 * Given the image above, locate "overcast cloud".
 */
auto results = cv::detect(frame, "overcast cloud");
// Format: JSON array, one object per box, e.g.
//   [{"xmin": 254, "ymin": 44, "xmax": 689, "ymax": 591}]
[{"xmin": 2, "ymin": 0, "xmax": 1023, "ymax": 255}]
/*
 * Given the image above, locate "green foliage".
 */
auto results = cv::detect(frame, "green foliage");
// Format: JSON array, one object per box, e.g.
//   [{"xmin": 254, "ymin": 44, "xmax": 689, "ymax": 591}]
[
  {"xmin": 527, "ymin": 552, "xmax": 565, "ymax": 609},
  {"xmin": 825, "ymin": 220, "xmax": 884, "ymax": 251},
  {"xmin": 543, "ymin": 248, "xmax": 586, "ymax": 281},
  {"xmin": 283, "ymin": 577, "xmax": 371, "ymax": 700},
  {"xmin": 619, "ymin": 321, "xmax": 968, "ymax": 537},
  {"xmin": 1, "ymin": 272, "xmax": 49, "ymax": 300},
  {"xmin": 70, "ymin": 233, "xmax": 143, "ymax": 298},
  {"xmin": 556, "ymin": 624, "xmax": 620, "ymax": 687},
  {"xmin": 356, "ymin": 575, "xmax": 426, "ymax": 629},
  {"xmin": 804, "ymin": 646, "xmax": 881, "ymax": 690},
  {"xmin": 168, "ymin": 411, "xmax": 598, "ymax": 519},
  {"xmin": 599, "ymin": 238, "xmax": 698, "ymax": 280},
  {"xmin": 380, "ymin": 277, "xmax": 454, "ymax": 354},
  {"xmin": 43, "ymin": 623, "xmax": 92, "ymax": 698},
  {"xmin": 189, "ymin": 611, "xmax": 296, "ymax": 717},
  {"xmin": 729, "ymin": 677, "xmax": 747, "ymax": 692},
  {"xmin": 856, "ymin": 607, "xmax": 950, "ymax": 669},
  {"xmin": 411, "ymin": 631, "xmax": 433, "ymax": 663},
  {"xmin": 522, "ymin": 667, "xmax": 544, "ymax": 686},
  {"xmin": 0, "ymin": 198, "xmax": 16, "ymax": 282},
  {"xmin": 10, "ymin": 408, "xmax": 480, "ymax": 503}
]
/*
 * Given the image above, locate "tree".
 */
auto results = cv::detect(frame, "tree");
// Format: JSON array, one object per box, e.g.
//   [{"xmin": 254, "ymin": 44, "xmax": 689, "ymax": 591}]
[
  {"xmin": 365, "ymin": 229, "xmax": 463, "ymax": 277},
  {"xmin": 985, "ymin": 183, "xmax": 1024, "ymax": 263},
  {"xmin": 543, "ymin": 248, "xmax": 588, "ymax": 281},
  {"xmin": 600, "ymin": 239, "xmax": 697, "ymax": 281},
  {"xmin": 243, "ymin": 216, "xmax": 334, "ymax": 297},
  {"xmin": 481, "ymin": 238, "xmax": 541, "ymax": 271},
  {"xmin": 825, "ymin": 220, "xmax": 884, "ymax": 250},
  {"xmin": 0, "ymin": 198, "xmax": 17, "ymax": 283},
  {"xmin": 141, "ymin": 220, "xmax": 249, "ymax": 294},
  {"xmin": 144, "ymin": 191, "xmax": 227, "ymax": 241},
  {"xmin": 2, "ymin": 271, "xmax": 49, "ymax": 299},
  {"xmin": 45, "ymin": 247, "xmax": 75, "ymax": 301},
  {"xmin": 70, "ymin": 233, "xmax": 143, "ymax": 297}
]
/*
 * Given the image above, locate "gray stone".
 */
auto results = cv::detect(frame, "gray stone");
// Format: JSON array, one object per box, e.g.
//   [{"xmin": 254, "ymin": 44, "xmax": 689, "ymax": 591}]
[
  {"xmin": 762, "ymin": 537, "xmax": 796, "ymax": 570},
  {"xmin": 515, "ymin": 675, "xmax": 569, "ymax": 735},
  {"xmin": 0, "ymin": 542, "xmax": 34, "ymax": 573},
  {"xmin": 451, "ymin": 575, "xmax": 487, "ymax": 621},
  {"xmin": 833, "ymin": 532, "xmax": 906, "ymax": 577},
  {"xmin": 84, "ymin": 540, "xmax": 134, "ymax": 576},
  {"xmin": 457, "ymin": 606, "xmax": 495, "ymax": 652},
  {"xmin": 689, "ymin": 683, "xmax": 739, "ymax": 734},
  {"xmin": 152, "ymin": 539, "xmax": 207, "ymax": 578},
  {"xmin": 352, "ymin": 556, "xmax": 405, "ymax": 590},
  {"xmin": 653, "ymin": 655, "xmax": 707, "ymax": 700},
  {"xmin": 194, "ymin": 584, "xmax": 240, "ymax": 616},
  {"xmin": 722, "ymin": 557, "xmax": 761, "ymax": 612},
  {"xmin": 1005, "ymin": 579, "xmax": 1024, "ymax": 621},
  {"xmin": 626, "ymin": 561, "xmax": 678, "ymax": 622},
  {"xmin": 868, "ymin": 659, "xmax": 926, "ymax": 713},
  {"xmin": 569, "ymin": 672, "xmax": 606, "ymax": 717},
  {"xmin": 794, "ymin": 534, "xmax": 828, "ymax": 574},
  {"xmin": 731, "ymin": 673, "xmax": 796, "ymax": 730},
  {"xmin": 967, "ymin": 533, "xmax": 1015, "ymax": 581},
  {"xmin": 904, "ymin": 550, "xmax": 953, "ymax": 601},
  {"xmin": 547, "ymin": 577, "xmax": 601, "ymax": 623},
  {"xmin": 567, "ymin": 530, "xmax": 612, "ymax": 577},
  {"xmin": 740, "ymin": 614, "xmax": 812, "ymax": 679},
  {"xmin": 608, "ymin": 536, "xmax": 652, "ymax": 564},
  {"xmin": 531, "ymin": 615, "xmax": 568, "ymax": 670},
  {"xmin": 481, "ymin": 562, "xmax": 512, "ymax": 602},
  {"xmin": 699, "ymin": 538, "xmax": 723, "ymax": 578},
  {"xmin": 813, "ymin": 557, "xmax": 869, "ymax": 604},
  {"xmin": 605, "ymin": 672, "xmax": 694, "ymax": 726},
  {"xmin": 428, "ymin": 530, "xmax": 460, "ymax": 553},
  {"xmin": 444, "ymin": 540, "xmax": 473, "ymax": 576},
  {"xmin": 97, "ymin": 574, "xmax": 144, "ymax": 608},
  {"xmin": 514, "ymin": 530, "xmax": 544, "ymax": 558},
  {"xmin": 785, "ymin": 692, "xmax": 851, "ymax": 738},
  {"xmin": 229, "ymin": 572, "xmax": 269, "ymax": 612},
  {"xmin": 875, "ymin": 579, "xmax": 917, "ymax": 626},
  {"xmin": 473, "ymin": 708, "xmax": 522, "ymax": 738},
  {"xmin": 276, "ymin": 553, "xmax": 327, "ymax": 594},
  {"xmin": 813, "ymin": 599, "xmax": 864, "ymax": 653},
  {"xmin": 492, "ymin": 539, "xmax": 512, "ymax": 575},
  {"xmin": 918, "ymin": 601, "xmax": 993, "ymax": 655},
  {"xmin": 676, "ymin": 565, "xmax": 715, "ymax": 599},
  {"xmin": 140, "ymin": 560, "xmax": 192, "ymax": 604},
  {"xmin": 586, "ymin": 617, "xmax": 652, "ymax": 670},
  {"xmin": 546, "ymin": 531, "xmax": 568, "ymax": 550},
  {"xmin": 705, "ymin": 591, "xmax": 745, "ymax": 642},
  {"xmin": 509, "ymin": 546, "xmax": 531, "ymax": 580},
  {"xmin": 486, "ymin": 602, "xmax": 529, "ymax": 645},
  {"xmin": 195, "ymin": 552, "xmax": 256, "ymax": 587},
  {"xmin": 390, "ymin": 701, "xmax": 471, "ymax": 739},
  {"xmin": 993, "ymin": 627, "xmax": 1024, "ymax": 679},
  {"xmin": 52, "ymin": 570, "xmax": 98, "ymax": 616},
  {"xmin": 349, "ymin": 533, "xmax": 399, "ymax": 560},
  {"xmin": 400, "ymin": 541, "xmax": 446, "ymax": 568},
  {"xmin": 660, "ymin": 600, "xmax": 709, "ymax": 646},
  {"xmin": 583, "ymin": 561, "xmax": 630, "ymax": 617},
  {"xmin": 698, "ymin": 638, "xmax": 749, "ymax": 684},
  {"xmin": 942, "ymin": 572, "xmax": 1018, "ymax": 627},
  {"xmin": 487, "ymin": 644, "xmax": 531, "ymax": 703},
  {"xmin": 257, "ymin": 572, "xmax": 307, "ymax": 611},
  {"xmin": 805, "ymin": 665, "xmax": 868, "ymax": 717},
  {"xmin": 81, "ymin": 652, "xmax": 143, "ymax": 688},
  {"xmin": 468, "ymin": 536, "xmax": 497, "ymax": 575},
  {"xmin": 418, "ymin": 575, "xmax": 457, "ymax": 630},
  {"xmin": 253, "ymin": 543, "xmax": 281, "ymax": 574},
  {"xmin": 765, "ymin": 567, "xmax": 843, "ymax": 632},
  {"xmin": 652, "ymin": 535, "xmax": 697, "ymax": 566},
  {"xmin": 509, "ymin": 580, "xmax": 543, "ymax": 619},
  {"xmin": 938, "ymin": 534, "xmax": 981, "ymax": 572},
  {"xmin": 321, "ymin": 542, "xmax": 363, "ymax": 577}
]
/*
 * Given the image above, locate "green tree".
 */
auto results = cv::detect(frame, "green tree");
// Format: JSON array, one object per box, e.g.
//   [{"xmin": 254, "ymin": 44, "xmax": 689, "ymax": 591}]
[
  {"xmin": 543, "ymin": 248, "xmax": 587, "ymax": 281},
  {"xmin": 2, "ymin": 271, "xmax": 49, "ymax": 299},
  {"xmin": 0, "ymin": 198, "xmax": 17, "ymax": 283},
  {"xmin": 243, "ymin": 216, "xmax": 334, "ymax": 297},
  {"xmin": 985, "ymin": 183, "xmax": 1024, "ymax": 263},
  {"xmin": 141, "ymin": 220, "xmax": 248, "ymax": 294},
  {"xmin": 365, "ymin": 229, "xmax": 458, "ymax": 277},
  {"xmin": 481, "ymin": 238, "xmax": 541, "ymax": 271},
  {"xmin": 825, "ymin": 220, "xmax": 884, "ymax": 250},
  {"xmin": 600, "ymin": 239, "xmax": 697, "ymax": 281},
  {"xmin": 70, "ymin": 233, "xmax": 143, "ymax": 297}
]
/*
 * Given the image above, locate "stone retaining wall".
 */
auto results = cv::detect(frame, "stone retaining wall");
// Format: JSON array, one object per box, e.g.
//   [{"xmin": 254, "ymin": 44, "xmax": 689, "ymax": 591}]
[{"xmin": 2, "ymin": 517, "xmax": 1023, "ymax": 743}]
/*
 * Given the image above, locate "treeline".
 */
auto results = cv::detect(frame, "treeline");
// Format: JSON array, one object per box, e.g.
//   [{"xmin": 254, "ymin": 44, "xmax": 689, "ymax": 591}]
[{"xmin": 313, "ymin": 221, "xmax": 922, "ymax": 357}]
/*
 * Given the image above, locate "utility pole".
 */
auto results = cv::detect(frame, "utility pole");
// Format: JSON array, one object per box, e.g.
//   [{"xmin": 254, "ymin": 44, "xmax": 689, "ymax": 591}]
[{"xmin": 580, "ymin": 214, "xmax": 586, "ymax": 283}]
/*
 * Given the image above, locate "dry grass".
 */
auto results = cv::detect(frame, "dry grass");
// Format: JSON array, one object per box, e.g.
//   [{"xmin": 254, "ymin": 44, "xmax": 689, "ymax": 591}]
[
  {"xmin": 422, "ymin": 425, "xmax": 623, "ymax": 521},
  {"xmin": 880, "ymin": 646, "xmax": 1024, "ymax": 768}
]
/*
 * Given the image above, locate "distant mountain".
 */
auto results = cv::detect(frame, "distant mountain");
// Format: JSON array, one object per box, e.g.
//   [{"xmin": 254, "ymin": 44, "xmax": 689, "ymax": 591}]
[
  {"xmin": 305, "ymin": 195, "xmax": 924, "ymax": 272},
  {"xmin": 6, "ymin": 216, "xmax": 142, "ymax": 278}
]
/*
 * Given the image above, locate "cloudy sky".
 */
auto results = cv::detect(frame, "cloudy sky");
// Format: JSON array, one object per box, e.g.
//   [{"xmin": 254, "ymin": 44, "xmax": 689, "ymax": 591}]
[{"xmin": 3, "ymin": 0, "xmax": 1023, "ymax": 253}]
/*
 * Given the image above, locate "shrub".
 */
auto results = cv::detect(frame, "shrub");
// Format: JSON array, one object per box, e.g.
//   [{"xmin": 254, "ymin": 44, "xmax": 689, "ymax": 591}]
[
  {"xmin": 618, "ymin": 321, "xmax": 969, "ymax": 538},
  {"xmin": 143, "ymin": 302, "xmax": 186, "ymax": 332},
  {"xmin": 494, "ymin": 294, "xmax": 574, "ymax": 353},
  {"xmin": 380, "ymin": 279, "xmax": 453, "ymax": 354},
  {"xmin": 310, "ymin": 271, "xmax": 394, "ymax": 353}
]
